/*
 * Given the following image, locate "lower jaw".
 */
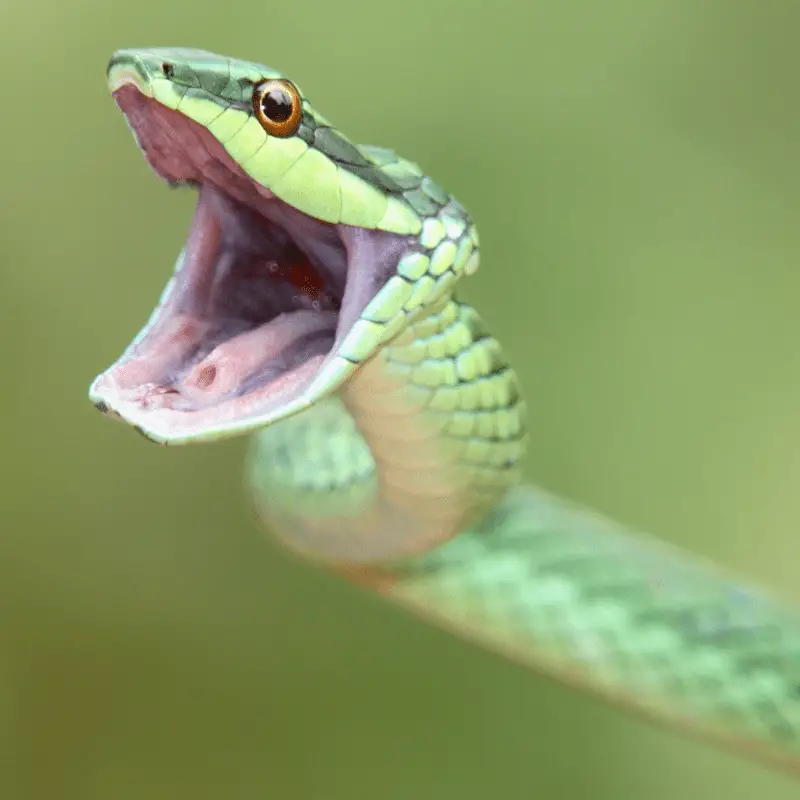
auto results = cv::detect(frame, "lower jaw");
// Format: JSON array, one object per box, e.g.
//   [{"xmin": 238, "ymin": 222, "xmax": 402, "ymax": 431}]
[{"xmin": 90, "ymin": 350, "xmax": 330, "ymax": 444}]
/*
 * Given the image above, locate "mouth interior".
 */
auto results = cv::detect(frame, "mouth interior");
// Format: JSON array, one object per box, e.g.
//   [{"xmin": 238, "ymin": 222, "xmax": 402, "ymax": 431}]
[{"xmin": 95, "ymin": 85, "xmax": 351, "ymax": 431}]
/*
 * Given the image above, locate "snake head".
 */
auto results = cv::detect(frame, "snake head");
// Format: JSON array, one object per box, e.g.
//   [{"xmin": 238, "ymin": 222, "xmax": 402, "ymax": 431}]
[{"xmin": 89, "ymin": 48, "xmax": 479, "ymax": 444}]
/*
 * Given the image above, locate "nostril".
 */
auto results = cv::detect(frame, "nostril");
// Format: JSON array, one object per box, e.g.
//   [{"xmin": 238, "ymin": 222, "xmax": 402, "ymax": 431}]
[{"xmin": 161, "ymin": 62, "xmax": 174, "ymax": 78}]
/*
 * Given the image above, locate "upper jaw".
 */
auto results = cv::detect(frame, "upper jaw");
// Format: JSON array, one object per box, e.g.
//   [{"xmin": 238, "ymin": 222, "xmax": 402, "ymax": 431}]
[
  {"xmin": 91, "ymin": 79, "xmax": 409, "ymax": 444},
  {"xmin": 110, "ymin": 83, "xmax": 264, "ymax": 196}
]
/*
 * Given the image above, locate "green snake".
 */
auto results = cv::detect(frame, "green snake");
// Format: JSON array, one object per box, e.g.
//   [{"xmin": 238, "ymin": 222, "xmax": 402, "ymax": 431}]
[{"xmin": 89, "ymin": 48, "xmax": 800, "ymax": 775}]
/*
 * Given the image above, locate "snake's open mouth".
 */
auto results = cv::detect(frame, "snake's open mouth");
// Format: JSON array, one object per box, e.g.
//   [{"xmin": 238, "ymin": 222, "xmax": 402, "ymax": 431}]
[{"xmin": 90, "ymin": 84, "xmax": 404, "ymax": 443}]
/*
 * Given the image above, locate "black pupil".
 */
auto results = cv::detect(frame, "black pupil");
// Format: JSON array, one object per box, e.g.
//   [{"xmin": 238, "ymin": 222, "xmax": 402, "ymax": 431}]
[{"xmin": 261, "ymin": 88, "xmax": 293, "ymax": 122}]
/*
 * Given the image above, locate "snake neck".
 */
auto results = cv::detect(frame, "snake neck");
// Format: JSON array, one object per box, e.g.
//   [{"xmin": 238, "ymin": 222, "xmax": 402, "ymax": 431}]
[{"xmin": 248, "ymin": 295, "xmax": 527, "ymax": 566}]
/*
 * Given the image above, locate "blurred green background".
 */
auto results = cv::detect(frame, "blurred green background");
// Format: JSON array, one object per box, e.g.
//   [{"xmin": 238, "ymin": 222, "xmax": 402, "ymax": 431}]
[{"xmin": 2, "ymin": 0, "xmax": 800, "ymax": 797}]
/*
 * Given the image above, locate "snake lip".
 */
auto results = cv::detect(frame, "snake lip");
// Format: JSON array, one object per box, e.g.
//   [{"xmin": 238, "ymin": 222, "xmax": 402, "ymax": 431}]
[{"xmin": 89, "ymin": 84, "xmax": 402, "ymax": 444}]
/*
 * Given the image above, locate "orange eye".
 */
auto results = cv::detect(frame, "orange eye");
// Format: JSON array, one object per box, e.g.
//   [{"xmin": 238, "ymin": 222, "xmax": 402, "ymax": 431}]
[{"xmin": 252, "ymin": 79, "xmax": 302, "ymax": 138}]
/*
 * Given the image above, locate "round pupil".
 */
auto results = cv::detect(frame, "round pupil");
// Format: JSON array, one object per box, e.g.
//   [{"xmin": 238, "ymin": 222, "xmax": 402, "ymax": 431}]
[{"xmin": 261, "ymin": 88, "xmax": 293, "ymax": 122}]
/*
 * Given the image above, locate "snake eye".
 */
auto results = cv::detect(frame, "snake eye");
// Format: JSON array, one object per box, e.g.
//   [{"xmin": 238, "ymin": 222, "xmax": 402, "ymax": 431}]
[{"xmin": 252, "ymin": 79, "xmax": 302, "ymax": 138}]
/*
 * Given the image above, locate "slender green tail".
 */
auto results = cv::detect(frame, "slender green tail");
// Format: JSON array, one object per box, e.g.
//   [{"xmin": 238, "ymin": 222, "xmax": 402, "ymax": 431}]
[{"xmin": 370, "ymin": 485, "xmax": 800, "ymax": 771}]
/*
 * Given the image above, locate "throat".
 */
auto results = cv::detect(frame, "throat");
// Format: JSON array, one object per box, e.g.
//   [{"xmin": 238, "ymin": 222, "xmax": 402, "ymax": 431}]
[{"xmin": 249, "ymin": 298, "xmax": 527, "ymax": 565}]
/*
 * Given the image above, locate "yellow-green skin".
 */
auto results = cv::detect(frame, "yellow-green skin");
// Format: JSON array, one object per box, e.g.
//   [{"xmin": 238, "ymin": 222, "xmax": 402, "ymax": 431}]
[{"xmin": 98, "ymin": 48, "xmax": 800, "ymax": 775}]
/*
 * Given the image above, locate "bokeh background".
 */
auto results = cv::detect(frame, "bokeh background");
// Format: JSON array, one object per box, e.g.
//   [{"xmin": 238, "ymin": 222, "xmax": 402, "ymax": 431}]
[{"xmin": 2, "ymin": 0, "xmax": 800, "ymax": 797}]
